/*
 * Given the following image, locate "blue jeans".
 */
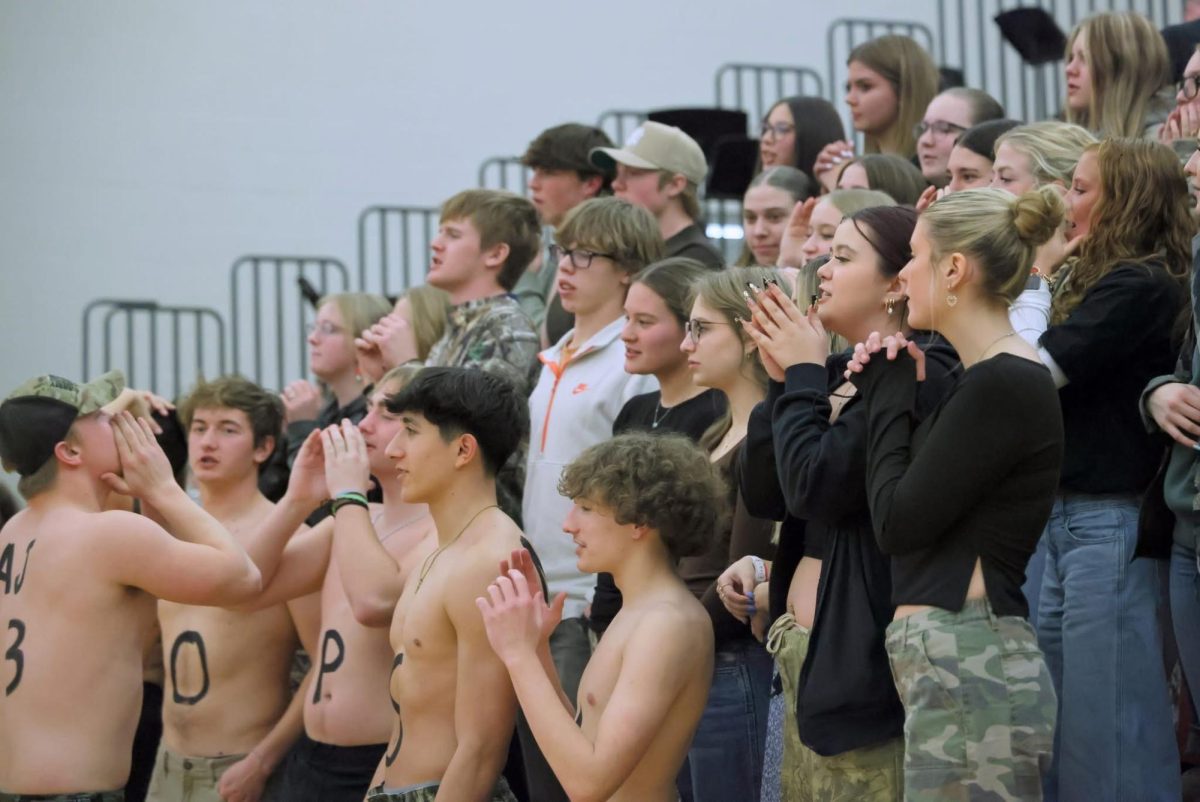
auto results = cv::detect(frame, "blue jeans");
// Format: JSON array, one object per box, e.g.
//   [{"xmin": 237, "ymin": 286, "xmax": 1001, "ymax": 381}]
[
  {"xmin": 1171, "ymin": 540, "xmax": 1200, "ymax": 750},
  {"xmin": 1022, "ymin": 532, "xmax": 1049, "ymax": 627},
  {"xmin": 682, "ymin": 639, "xmax": 773, "ymax": 802},
  {"xmin": 1037, "ymin": 494, "xmax": 1180, "ymax": 802}
]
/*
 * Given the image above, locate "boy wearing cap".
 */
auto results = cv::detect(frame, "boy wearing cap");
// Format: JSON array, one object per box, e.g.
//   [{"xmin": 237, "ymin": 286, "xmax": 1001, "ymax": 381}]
[
  {"xmin": 146, "ymin": 376, "xmax": 309, "ymax": 802},
  {"xmin": 591, "ymin": 121, "xmax": 724, "ymax": 270},
  {"xmin": 0, "ymin": 372, "xmax": 261, "ymax": 799},
  {"xmin": 479, "ymin": 433, "xmax": 723, "ymax": 802},
  {"xmin": 512, "ymin": 123, "xmax": 615, "ymax": 331}
]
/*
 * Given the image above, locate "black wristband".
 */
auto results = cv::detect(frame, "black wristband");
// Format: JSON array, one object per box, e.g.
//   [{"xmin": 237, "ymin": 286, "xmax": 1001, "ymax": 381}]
[{"xmin": 331, "ymin": 496, "xmax": 369, "ymax": 516}]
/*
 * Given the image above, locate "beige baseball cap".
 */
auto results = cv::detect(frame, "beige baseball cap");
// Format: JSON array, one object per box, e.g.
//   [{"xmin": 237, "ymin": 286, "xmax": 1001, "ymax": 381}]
[{"xmin": 590, "ymin": 122, "xmax": 708, "ymax": 186}]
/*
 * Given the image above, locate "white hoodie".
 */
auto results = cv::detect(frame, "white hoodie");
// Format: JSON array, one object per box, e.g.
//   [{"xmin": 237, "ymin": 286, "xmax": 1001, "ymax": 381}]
[{"xmin": 521, "ymin": 316, "xmax": 657, "ymax": 618}]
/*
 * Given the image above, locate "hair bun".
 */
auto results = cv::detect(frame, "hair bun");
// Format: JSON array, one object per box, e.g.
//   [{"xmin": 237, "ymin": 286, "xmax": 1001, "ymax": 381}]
[{"xmin": 1011, "ymin": 186, "xmax": 1065, "ymax": 248}]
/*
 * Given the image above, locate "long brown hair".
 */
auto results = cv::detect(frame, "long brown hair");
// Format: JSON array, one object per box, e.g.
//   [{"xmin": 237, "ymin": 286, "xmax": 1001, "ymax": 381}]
[
  {"xmin": 847, "ymin": 35, "xmax": 939, "ymax": 157},
  {"xmin": 1065, "ymin": 12, "xmax": 1170, "ymax": 138},
  {"xmin": 1051, "ymin": 139, "xmax": 1192, "ymax": 324}
]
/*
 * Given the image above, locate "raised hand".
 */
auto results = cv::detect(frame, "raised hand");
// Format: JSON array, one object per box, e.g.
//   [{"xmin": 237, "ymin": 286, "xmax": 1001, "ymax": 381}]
[
  {"xmin": 281, "ymin": 380, "xmax": 322, "ymax": 424},
  {"xmin": 476, "ymin": 569, "xmax": 550, "ymax": 666},
  {"xmin": 100, "ymin": 412, "xmax": 178, "ymax": 501},
  {"xmin": 776, "ymin": 197, "xmax": 818, "ymax": 269},
  {"xmin": 286, "ymin": 429, "xmax": 328, "ymax": 507},
  {"xmin": 499, "ymin": 549, "xmax": 564, "ymax": 645},
  {"xmin": 743, "ymin": 283, "xmax": 830, "ymax": 371},
  {"xmin": 321, "ymin": 419, "xmax": 371, "ymax": 497},
  {"xmin": 813, "ymin": 140, "xmax": 856, "ymax": 192}
]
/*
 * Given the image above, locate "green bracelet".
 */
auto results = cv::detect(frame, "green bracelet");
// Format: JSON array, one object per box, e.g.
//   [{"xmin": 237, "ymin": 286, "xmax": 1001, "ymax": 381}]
[
  {"xmin": 331, "ymin": 496, "xmax": 369, "ymax": 515},
  {"xmin": 334, "ymin": 491, "xmax": 368, "ymax": 504}
]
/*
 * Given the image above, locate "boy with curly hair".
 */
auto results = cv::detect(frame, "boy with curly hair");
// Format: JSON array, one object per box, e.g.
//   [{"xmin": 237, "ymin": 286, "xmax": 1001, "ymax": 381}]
[{"xmin": 478, "ymin": 433, "xmax": 725, "ymax": 802}]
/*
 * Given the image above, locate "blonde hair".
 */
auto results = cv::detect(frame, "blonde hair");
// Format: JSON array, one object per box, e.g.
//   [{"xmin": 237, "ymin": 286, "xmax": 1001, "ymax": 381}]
[
  {"xmin": 319, "ymin": 293, "xmax": 392, "ymax": 343},
  {"xmin": 848, "ymin": 35, "xmax": 940, "ymax": 157},
  {"xmin": 996, "ymin": 122, "xmax": 1099, "ymax": 186},
  {"xmin": 378, "ymin": 363, "xmax": 424, "ymax": 393},
  {"xmin": 399, "ymin": 285, "xmax": 451, "ymax": 361},
  {"xmin": 556, "ymin": 197, "xmax": 665, "ymax": 276},
  {"xmin": 693, "ymin": 266, "xmax": 793, "ymax": 451},
  {"xmin": 923, "ymin": 187, "xmax": 1065, "ymax": 303},
  {"xmin": 657, "ymin": 171, "xmax": 702, "ymax": 221},
  {"xmin": 1052, "ymin": 139, "xmax": 1192, "ymax": 323},
  {"xmin": 1065, "ymin": 12, "xmax": 1170, "ymax": 138}
]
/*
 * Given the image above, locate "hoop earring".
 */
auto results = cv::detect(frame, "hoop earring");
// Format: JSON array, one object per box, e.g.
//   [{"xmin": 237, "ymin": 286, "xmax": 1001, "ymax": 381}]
[
  {"xmin": 885, "ymin": 297, "xmax": 896, "ymax": 316},
  {"xmin": 946, "ymin": 293, "xmax": 958, "ymax": 308}
]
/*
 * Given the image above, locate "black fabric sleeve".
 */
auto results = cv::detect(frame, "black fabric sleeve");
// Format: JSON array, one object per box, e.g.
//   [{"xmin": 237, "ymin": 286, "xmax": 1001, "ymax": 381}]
[
  {"xmin": 739, "ymin": 381, "xmax": 789, "ymax": 521},
  {"xmin": 772, "ymin": 362, "xmax": 869, "ymax": 522},
  {"xmin": 1040, "ymin": 265, "xmax": 1182, "ymax": 386},
  {"xmin": 853, "ymin": 355, "xmax": 1029, "ymax": 554}
]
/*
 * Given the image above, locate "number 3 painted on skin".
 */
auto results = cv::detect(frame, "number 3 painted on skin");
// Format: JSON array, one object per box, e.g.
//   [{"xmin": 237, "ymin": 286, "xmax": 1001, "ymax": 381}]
[{"xmin": 4, "ymin": 619, "xmax": 25, "ymax": 696}]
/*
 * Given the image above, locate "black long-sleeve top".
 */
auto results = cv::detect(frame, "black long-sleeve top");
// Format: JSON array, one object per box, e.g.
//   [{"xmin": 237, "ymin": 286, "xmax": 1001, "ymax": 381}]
[
  {"xmin": 738, "ymin": 334, "xmax": 958, "ymax": 756},
  {"xmin": 854, "ymin": 352, "xmax": 1064, "ymax": 616},
  {"xmin": 1040, "ymin": 262, "xmax": 1184, "ymax": 494}
]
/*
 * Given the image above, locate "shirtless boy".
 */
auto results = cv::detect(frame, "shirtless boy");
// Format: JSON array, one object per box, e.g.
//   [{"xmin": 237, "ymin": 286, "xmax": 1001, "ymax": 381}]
[
  {"xmin": 367, "ymin": 366, "xmax": 530, "ymax": 802},
  {"xmin": 237, "ymin": 365, "xmax": 435, "ymax": 802},
  {"xmin": 0, "ymin": 372, "xmax": 261, "ymax": 799},
  {"xmin": 478, "ymin": 433, "xmax": 723, "ymax": 802},
  {"xmin": 148, "ymin": 377, "xmax": 309, "ymax": 802}
]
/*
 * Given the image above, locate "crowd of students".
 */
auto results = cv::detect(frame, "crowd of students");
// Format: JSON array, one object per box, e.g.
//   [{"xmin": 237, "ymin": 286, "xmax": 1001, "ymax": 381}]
[{"xmin": 6, "ymin": 7, "xmax": 1200, "ymax": 802}]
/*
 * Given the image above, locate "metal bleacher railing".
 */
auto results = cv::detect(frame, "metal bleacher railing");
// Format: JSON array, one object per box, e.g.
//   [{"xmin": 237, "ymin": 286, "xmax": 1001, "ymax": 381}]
[
  {"xmin": 82, "ymin": 0, "xmax": 1189, "ymax": 390},
  {"xmin": 82, "ymin": 299, "xmax": 226, "ymax": 399},
  {"xmin": 229, "ymin": 255, "xmax": 349, "ymax": 391},
  {"xmin": 930, "ymin": 0, "xmax": 1180, "ymax": 124},
  {"xmin": 357, "ymin": 205, "xmax": 440, "ymax": 298}
]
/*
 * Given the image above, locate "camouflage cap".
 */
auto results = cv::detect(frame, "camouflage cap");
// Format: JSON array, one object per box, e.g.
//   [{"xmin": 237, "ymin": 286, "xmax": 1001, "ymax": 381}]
[{"xmin": 0, "ymin": 371, "xmax": 124, "ymax": 476}]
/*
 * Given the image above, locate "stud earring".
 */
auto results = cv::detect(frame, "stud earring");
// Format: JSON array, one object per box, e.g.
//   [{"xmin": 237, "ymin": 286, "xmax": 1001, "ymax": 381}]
[{"xmin": 946, "ymin": 293, "xmax": 958, "ymax": 308}]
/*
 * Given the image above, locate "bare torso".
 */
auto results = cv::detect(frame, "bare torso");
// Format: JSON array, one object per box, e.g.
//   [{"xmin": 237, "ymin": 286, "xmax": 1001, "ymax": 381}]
[
  {"xmin": 158, "ymin": 498, "xmax": 298, "ymax": 757},
  {"xmin": 0, "ymin": 506, "xmax": 155, "ymax": 794},
  {"xmin": 305, "ymin": 508, "xmax": 434, "ymax": 746},
  {"xmin": 577, "ymin": 589, "xmax": 713, "ymax": 802},
  {"xmin": 383, "ymin": 519, "xmax": 521, "ymax": 788}
]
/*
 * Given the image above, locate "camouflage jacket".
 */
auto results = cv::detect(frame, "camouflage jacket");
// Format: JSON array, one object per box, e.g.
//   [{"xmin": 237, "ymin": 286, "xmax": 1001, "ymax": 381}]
[{"xmin": 425, "ymin": 294, "xmax": 541, "ymax": 397}]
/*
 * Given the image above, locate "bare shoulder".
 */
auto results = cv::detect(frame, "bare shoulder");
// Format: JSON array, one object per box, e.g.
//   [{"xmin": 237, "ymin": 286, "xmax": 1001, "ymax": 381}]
[{"xmin": 632, "ymin": 592, "xmax": 713, "ymax": 654}]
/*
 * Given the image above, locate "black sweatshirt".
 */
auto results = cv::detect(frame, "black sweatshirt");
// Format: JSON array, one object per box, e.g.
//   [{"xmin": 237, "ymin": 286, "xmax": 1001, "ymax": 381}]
[
  {"xmin": 739, "ymin": 334, "xmax": 958, "ymax": 756},
  {"xmin": 854, "ymin": 352, "xmax": 1064, "ymax": 617},
  {"xmin": 1040, "ymin": 262, "xmax": 1185, "ymax": 494}
]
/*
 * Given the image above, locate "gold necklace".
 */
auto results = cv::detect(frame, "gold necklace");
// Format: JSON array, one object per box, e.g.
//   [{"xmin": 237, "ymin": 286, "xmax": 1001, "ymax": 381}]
[
  {"xmin": 414, "ymin": 504, "xmax": 498, "ymax": 592},
  {"xmin": 977, "ymin": 330, "xmax": 1018, "ymax": 362}
]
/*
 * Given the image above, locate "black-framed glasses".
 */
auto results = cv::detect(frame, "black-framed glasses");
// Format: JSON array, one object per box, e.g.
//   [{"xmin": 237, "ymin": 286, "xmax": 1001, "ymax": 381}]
[
  {"xmin": 1179, "ymin": 74, "xmax": 1200, "ymax": 101},
  {"xmin": 550, "ymin": 244, "xmax": 616, "ymax": 270},
  {"xmin": 684, "ymin": 318, "xmax": 731, "ymax": 343},
  {"xmin": 913, "ymin": 120, "xmax": 967, "ymax": 139},
  {"xmin": 760, "ymin": 122, "xmax": 796, "ymax": 139}
]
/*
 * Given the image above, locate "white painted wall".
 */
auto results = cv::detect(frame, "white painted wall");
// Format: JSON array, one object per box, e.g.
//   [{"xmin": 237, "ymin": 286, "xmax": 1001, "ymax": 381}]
[{"xmin": 0, "ymin": 0, "xmax": 1179, "ymax": 496}]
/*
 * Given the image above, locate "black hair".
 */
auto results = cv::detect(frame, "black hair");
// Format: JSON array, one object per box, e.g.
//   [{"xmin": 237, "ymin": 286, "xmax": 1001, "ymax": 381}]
[
  {"xmin": 384, "ymin": 367, "xmax": 528, "ymax": 476},
  {"xmin": 956, "ymin": 118, "xmax": 1022, "ymax": 160}
]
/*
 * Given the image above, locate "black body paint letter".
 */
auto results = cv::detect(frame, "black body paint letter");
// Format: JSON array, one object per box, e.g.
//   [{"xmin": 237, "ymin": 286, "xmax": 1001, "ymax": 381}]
[
  {"xmin": 4, "ymin": 619, "xmax": 25, "ymax": 695},
  {"xmin": 384, "ymin": 652, "xmax": 404, "ymax": 767},
  {"xmin": 312, "ymin": 629, "xmax": 344, "ymax": 703},
  {"xmin": 169, "ymin": 630, "xmax": 211, "ymax": 705}
]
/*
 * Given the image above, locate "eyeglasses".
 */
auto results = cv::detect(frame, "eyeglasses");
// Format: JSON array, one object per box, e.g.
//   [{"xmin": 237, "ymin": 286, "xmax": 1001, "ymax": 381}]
[
  {"xmin": 684, "ymin": 318, "xmax": 732, "ymax": 343},
  {"xmin": 913, "ymin": 120, "xmax": 967, "ymax": 139},
  {"xmin": 1179, "ymin": 74, "xmax": 1200, "ymax": 101},
  {"xmin": 306, "ymin": 321, "xmax": 345, "ymax": 338},
  {"xmin": 550, "ymin": 244, "xmax": 616, "ymax": 270},
  {"xmin": 760, "ymin": 122, "xmax": 796, "ymax": 139}
]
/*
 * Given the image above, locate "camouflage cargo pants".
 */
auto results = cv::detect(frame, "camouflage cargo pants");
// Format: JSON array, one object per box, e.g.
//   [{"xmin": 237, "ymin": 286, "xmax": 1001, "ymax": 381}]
[
  {"xmin": 366, "ymin": 777, "xmax": 516, "ymax": 802},
  {"xmin": 766, "ymin": 614, "xmax": 903, "ymax": 801},
  {"xmin": 885, "ymin": 599, "xmax": 1056, "ymax": 801}
]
